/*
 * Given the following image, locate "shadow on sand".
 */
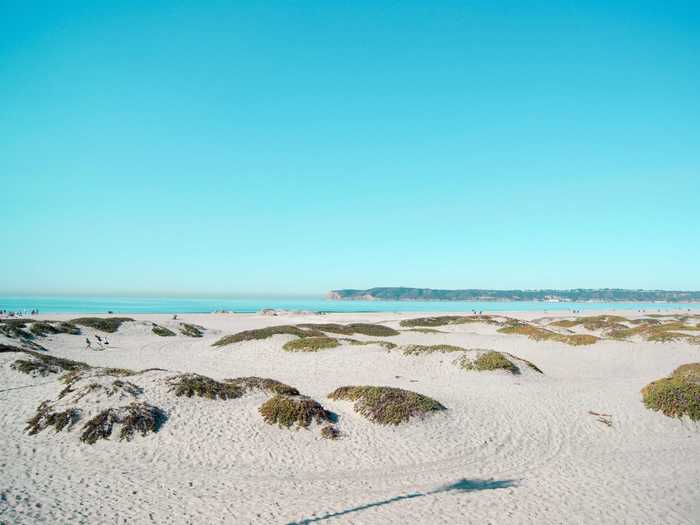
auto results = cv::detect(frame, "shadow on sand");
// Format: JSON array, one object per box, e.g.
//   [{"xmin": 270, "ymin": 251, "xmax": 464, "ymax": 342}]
[{"xmin": 287, "ymin": 477, "xmax": 519, "ymax": 524}]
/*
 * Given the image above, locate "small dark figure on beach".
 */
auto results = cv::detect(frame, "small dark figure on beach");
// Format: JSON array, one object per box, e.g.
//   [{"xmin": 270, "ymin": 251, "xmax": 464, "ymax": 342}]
[
  {"xmin": 85, "ymin": 338, "xmax": 92, "ymax": 350},
  {"xmin": 173, "ymin": 314, "xmax": 178, "ymax": 320},
  {"xmin": 95, "ymin": 335, "xmax": 102, "ymax": 343}
]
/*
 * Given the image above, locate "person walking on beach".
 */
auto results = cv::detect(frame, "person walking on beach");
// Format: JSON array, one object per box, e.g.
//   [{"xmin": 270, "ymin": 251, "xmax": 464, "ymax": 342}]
[{"xmin": 85, "ymin": 337, "xmax": 92, "ymax": 350}]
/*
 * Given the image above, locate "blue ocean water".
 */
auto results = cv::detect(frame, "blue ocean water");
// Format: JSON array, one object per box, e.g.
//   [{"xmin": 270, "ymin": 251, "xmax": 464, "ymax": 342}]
[{"xmin": 0, "ymin": 296, "xmax": 696, "ymax": 314}]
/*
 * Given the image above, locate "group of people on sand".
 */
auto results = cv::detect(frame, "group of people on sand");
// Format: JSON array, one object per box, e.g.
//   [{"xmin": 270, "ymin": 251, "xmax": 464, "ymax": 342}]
[
  {"xmin": 0, "ymin": 309, "xmax": 40, "ymax": 318},
  {"xmin": 85, "ymin": 334, "xmax": 109, "ymax": 351}
]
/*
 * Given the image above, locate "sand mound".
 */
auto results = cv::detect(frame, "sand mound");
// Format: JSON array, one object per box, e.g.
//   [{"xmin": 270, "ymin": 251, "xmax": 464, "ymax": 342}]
[
  {"xmin": 166, "ymin": 373, "xmax": 245, "ymax": 400},
  {"xmin": 259, "ymin": 394, "xmax": 333, "ymax": 429},
  {"xmin": 498, "ymin": 321, "xmax": 599, "ymax": 346},
  {"xmin": 223, "ymin": 376, "xmax": 299, "ymax": 396},
  {"xmin": 283, "ymin": 336, "xmax": 341, "ymax": 352},
  {"xmin": 328, "ymin": 386, "xmax": 446, "ymax": 425},
  {"xmin": 642, "ymin": 362, "xmax": 700, "ymax": 420},
  {"xmin": 152, "ymin": 324, "xmax": 176, "ymax": 337},
  {"xmin": 69, "ymin": 317, "xmax": 134, "ymax": 333}
]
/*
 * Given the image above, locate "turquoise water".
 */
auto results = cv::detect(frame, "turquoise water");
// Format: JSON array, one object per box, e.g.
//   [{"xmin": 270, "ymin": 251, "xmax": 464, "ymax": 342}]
[{"xmin": 0, "ymin": 296, "xmax": 697, "ymax": 314}]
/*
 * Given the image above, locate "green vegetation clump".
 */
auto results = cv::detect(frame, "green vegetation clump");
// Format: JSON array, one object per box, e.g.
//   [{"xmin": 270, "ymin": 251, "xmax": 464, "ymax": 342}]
[
  {"xmin": 299, "ymin": 323, "xmax": 400, "ymax": 337},
  {"xmin": 70, "ymin": 317, "xmax": 134, "ymax": 333},
  {"xmin": 152, "ymin": 324, "xmax": 176, "ymax": 337},
  {"xmin": 283, "ymin": 337, "xmax": 340, "ymax": 352},
  {"xmin": 11, "ymin": 359, "xmax": 62, "ymax": 377},
  {"xmin": 224, "ymin": 376, "xmax": 299, "ymax": 396},
  {"xmin": 342, "ymin": 323, "xmax": 399, "ymax": 336},
  {"xmin": 180, "ymin": 323, "xmax": 204, "ymax": 337},
  {"xmin": 498, "ymin": 322, "xmax": 599, "ymax": 346},
  {"xmin": 607, "ymin": 321, "xmax": 700, "ymax": 344},
  {"xmin": 401, "ymin": 344, "xmax": 469, "ymax": 355},
  {"xmin": 672, "ymin": 363, "xmax": 700, "ymax": 383},
  {"xmin": 320, "ymin": 425, "xmax": 340, "ymax": 439},
  {"xmin": 80, "ymin": 402, "xmax": 166, "ymax": 444},
  {"xmin": 167, "ymin": 373, "xmax": 244, "ymax": 400},
  {"xmin": 212, "ymin": 325, "xmax": 323, "ymax": 347},
  {"xmin": 342, "ymin": 339, "xmax": 397, "ymax": 350},
  {"xmin": 641, "ymin": 363, "xmax": 700, "ymax": 420},
  {"xmin": 403, "ymin": 327, "xmax": 445, "ymax": 334},
  {"xmin": 2, "ymin": 346, "xmax": 90, "ymax": 375},
  {"xmin": 56, "ymin": 322, "xmax": 81, "ymax": 335},
  {"xmin": 457, "ymin": 351, "xmax": 519, "ymax": 373},
  {"xmin": 399, "ymin": 316, "xmax": 496, "ymax": 328},
  {"xmin": 259, "ymin": 395, "xmax": 332, "ymax": 429},
  {"xmin": 29, "ymin": 322, "xmax": 60, "ymax": 337},
  {"xmin": 26, "ymin": 401, "xmax": 81, "ymax": 435},
  {"xmin": 328, "ymin": 386, "xmax": 446, "ymax": 425},
  {"xmin": 549, "ymin": 315, "xmax": 629, "ymax": 330},
  {"xmin": 0, "ymin": 321, "xmax": 35, "ymax": 340}
]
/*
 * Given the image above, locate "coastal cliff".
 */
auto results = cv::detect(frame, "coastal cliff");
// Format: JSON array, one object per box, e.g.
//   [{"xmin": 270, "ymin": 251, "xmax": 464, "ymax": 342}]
[{"xmin": 327, "ymin": 287, "xmax": 700, "ymax": 302}]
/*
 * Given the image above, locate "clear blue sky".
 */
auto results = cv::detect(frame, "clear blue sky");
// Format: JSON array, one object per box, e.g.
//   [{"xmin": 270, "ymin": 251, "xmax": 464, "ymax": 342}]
[{"xmin": 1, "ymin": 1, "xmax": 699, "ymax": 296}]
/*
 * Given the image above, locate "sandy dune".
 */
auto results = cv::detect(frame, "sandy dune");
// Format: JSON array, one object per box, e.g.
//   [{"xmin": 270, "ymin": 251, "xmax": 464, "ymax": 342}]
[{"xmin": 1, "ymin": 311, "xmax": 699, "ymax": 524}]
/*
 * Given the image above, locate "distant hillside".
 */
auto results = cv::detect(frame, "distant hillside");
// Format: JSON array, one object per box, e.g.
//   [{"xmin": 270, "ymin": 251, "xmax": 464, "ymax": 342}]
[{"xmin": 327, "ymin": 287, "xmax": 700, "ymax": 303}]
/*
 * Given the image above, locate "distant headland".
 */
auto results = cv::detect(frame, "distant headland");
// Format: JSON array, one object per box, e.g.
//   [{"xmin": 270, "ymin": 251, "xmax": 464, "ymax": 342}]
[{"xmin": 327, "ymin": 287, "xmax": 700, "ymax": 303}]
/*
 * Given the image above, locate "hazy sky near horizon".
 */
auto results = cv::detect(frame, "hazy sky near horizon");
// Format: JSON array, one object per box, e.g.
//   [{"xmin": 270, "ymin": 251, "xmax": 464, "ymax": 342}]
[{"xmin": 1, "ymin": 1, "xmax": 699, "ymax": 296}]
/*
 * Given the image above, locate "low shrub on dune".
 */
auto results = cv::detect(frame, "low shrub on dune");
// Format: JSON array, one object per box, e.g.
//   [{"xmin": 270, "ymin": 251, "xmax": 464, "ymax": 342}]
[
  {"xmin": 259, "ymin": 395, "xmax": 332, "ymax": 429},
  {"xmin": 223, "ymin": 376, "xmax": 299, "ymax": 396},
  {"xmin": 457, "ymin": 351, "xmax": 519, "ymax": 374},
  {"xmin": 2, "ymin": 346, "xmax": 90, "ymax": 375},
  {"xmin": 298, "ymin": 323, "xmax": 400, "ymax": 337},
  {"xmin": 328, "ymin": 386, "xmax": 446, "ymax": 425},
  {"xmin": 342, "ymin": 339, "xmax": 397, "ymax": 350},
  {"xmin": 167, "ymin": 373, "xmax": 244, "ymax": 400},
  {"xmin": 212, "ymin": 325, "xmax": 323, "ymax": 347},
  {"xmin": 672, "ymin": 363, "xmax": 700, "ymax": 383},
  {"xmin": 26, "ymin": 401, "xmax": 81, "ymax": 435},
  {"xmin": 179, "ymin": 323, "xmax": 204, "ymax": 337},
  {"xmin": 641, "ymin": 363, "xmax": 700, "ymax": 420},
  {"xmin": 498, "ymin": 322, "xmax": 599, "ymax": 346},
  {"xmin": 403, "ymin": 327, "xmax": 445, "ymax": 334},
  {"xmin": 549, "ymin": 315, "xmax": 629, "ymax": 331},
  {"xmin": 80, "ymin": 402, "xmax": 166, "ymax": 444},
  {"xmin": 11, "ymin": 359, "xmax": 62, "ymax": 377},
  {"xmin": 29, "ymin": 322, "xmax": 60, "ymax": 337},
  {"xmin": 152, "ymin": 324, "xmax": 176, "ymax": 337},
  {"xmin": 70, "ymin": 317, "xmax": 134, "ymax": 333},
  {"xmin": 320, "ymin": 425, "xmax": 340, "ymax": 439},
  {"xmin": 399, "ymin": 315, "xmax": 496, "ymax": 328},
  {"xmin": 283, "ymin": 337, "xmax": 340, "ymax": 352},
  {"xmin": 401, "ymin": 344, "xmax": 469, "ymax": 355}
]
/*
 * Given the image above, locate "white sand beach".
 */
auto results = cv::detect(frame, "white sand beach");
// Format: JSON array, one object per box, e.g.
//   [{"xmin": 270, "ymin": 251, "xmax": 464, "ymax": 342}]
[{"xmin": 1, "ymin": 311, "xmax": 699, "ymax": 524}]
